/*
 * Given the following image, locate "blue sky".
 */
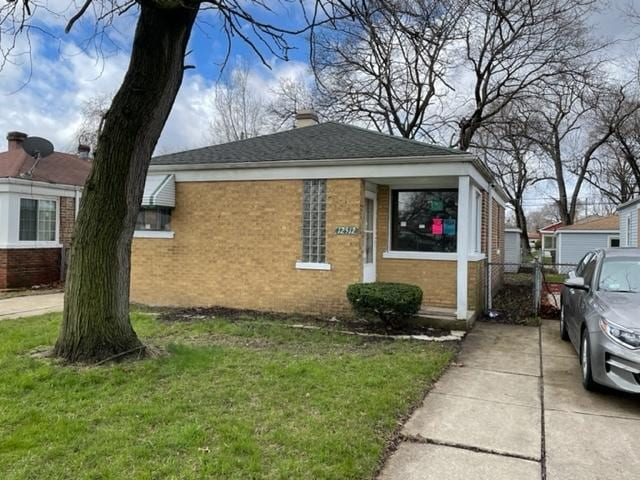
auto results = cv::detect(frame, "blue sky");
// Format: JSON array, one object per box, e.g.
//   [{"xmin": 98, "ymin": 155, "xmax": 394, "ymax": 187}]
[{"xmin": 0, "ymin": 1, "xmax": 315, "ymax": 153}]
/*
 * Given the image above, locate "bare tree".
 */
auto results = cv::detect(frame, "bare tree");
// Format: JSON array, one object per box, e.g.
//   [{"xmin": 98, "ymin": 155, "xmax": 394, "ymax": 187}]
[
  {"xmin": 527, "ymin": 78, "xmax": 638, "ymax": 224},
  {"xmin": 584, "ymin": 141, "xmax": 639, "ymax": 205},
  {"xmin": 476, "ymin": 108, "xmax": 550, "ymax": 249},
  {"xmin": 457, "ymin": 0, "xmax": 600, "ymax": 151},
  {"xmin": 210, "ymin": 61, "xmax": 268, "ymax": 143},
  {"xmin": 268, "ymin": 76, "xmax": 317, "ymax": 129},
  {"xmin": 528, "ymin": 203, "xmax": 561, "ymax": 230},
  {"xmin": 0, "ymin": 0, "xmax": 346, "ymax": 362},
  {"xmin": 71, "ymin": 94, "xmax": 112, "ymax": 153},
  {"xmin": 311, "ymin": 0, "xmax": 466, "ymax": 139}
]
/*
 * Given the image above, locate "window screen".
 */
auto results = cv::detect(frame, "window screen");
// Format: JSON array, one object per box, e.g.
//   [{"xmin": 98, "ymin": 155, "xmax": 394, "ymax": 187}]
[
  {"xmin": 391, "ymin": 189, "xmax": 457, "ymax": 252},
  {"xmin": 301, "ymin": 179, "xmax": 326, "ymax": 263}
]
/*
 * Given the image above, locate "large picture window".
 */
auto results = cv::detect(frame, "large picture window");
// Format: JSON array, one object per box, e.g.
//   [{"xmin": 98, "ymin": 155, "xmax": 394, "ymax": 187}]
[
  {"xmin": 19, "ymin": 198, "xmax": 56, "ymax": 242},
  {"xmin": 136, "ymin": 207, "xmax": 172, "ymax": 231},
  {"xmin": 301, "ymin": 179, "xmax": 326, "ymax": 263},
  {"xmin": 391, "ymin": 189, "xmax": 457, "ymax": 253}
]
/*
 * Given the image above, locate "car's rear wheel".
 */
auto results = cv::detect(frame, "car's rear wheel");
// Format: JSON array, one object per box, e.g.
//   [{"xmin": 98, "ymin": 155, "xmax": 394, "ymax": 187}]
[
  {"xmin": 560, "ymin": 303, "xmax": 569, "ymax": 341},
  {"xmin": 581, "ymin": 329, "xmax": 597, "ymax": 391}
]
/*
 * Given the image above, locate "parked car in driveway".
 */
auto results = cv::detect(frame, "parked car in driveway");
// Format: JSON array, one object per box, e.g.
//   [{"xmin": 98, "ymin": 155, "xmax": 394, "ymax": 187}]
[{"xmin": 560, "ymin": 248, "xmax": 640, "ymax": 393}]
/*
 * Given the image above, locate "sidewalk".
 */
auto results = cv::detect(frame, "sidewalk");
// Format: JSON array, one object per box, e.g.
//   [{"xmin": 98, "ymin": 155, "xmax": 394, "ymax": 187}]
[
  {"xmin": 379, "ymin": 320, "xmax": 640, "ymax": 480},
  {"xmin": 0, "ymin": 293, "xmax": 64, "ymax": 320}
]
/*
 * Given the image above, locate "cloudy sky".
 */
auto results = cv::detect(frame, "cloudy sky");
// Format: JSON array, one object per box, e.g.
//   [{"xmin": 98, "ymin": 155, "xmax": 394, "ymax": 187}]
[
  {"xmin": 0, "ymin": 1, "xmax": 313, "ymax": 154},
  {"xmin": 0, "ymin": 0, "xmax": 638, "ymax": 158}
]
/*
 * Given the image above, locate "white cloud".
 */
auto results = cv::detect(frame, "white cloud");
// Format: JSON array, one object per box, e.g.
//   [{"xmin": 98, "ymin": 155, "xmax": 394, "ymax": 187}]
[{"xmin": 0, "ymin": 21, "xmax": 313, "ymax": 155}]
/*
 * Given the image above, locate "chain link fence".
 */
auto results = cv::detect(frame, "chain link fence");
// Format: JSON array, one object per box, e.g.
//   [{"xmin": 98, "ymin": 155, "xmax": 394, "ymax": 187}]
[{"xmin": 485, "ymin": 260, "xmax": 577, "ymax": 323}]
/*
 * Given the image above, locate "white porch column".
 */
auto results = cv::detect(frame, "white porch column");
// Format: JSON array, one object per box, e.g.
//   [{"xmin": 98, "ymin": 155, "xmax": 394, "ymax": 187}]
[{"xmin": 456, "ymin": 176, "xmax": 470, "ymax": 320}]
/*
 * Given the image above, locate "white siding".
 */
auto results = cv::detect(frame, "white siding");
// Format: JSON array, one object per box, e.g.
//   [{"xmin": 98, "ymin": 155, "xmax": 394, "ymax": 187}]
[
  {"xmin": 142, "ymin": 174, "xmax": 175, "ymax": 207},
  {"xmin": 618, "ymin": 206, "xmax": 638, "ymax": 247},
  {"xmin": 504, "ymin": 230, "xmax": 522, "ymax": 272},
  {"xmin": 557, "ymin": 232, "xmax": 616, "ymax": 265}
]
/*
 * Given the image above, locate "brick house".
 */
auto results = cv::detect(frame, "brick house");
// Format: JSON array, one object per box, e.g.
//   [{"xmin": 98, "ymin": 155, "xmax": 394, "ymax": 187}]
[
  {"xmin": 0, "ymin": 132, "xmax": 91, "ymax": 288},
  {"xmin": 131, "ymin": 114, "xmax": 507, "ymax": 326}
]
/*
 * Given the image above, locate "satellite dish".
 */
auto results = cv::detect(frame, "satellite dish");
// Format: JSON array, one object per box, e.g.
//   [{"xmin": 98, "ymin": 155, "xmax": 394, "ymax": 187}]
[{"xmin": 22, "ymin": 136, "xmax": 54, "ymax": 159}]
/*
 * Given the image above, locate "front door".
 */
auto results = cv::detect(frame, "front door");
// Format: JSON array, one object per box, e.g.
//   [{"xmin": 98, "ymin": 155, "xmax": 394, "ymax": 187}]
[{"xmin": 363, "ymin": 191, "xmax": 376, "ymax": 283}]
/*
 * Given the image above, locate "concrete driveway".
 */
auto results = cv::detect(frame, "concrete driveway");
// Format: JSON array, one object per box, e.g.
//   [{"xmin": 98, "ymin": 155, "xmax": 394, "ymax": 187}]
[
  {"xmin": 379, "ymin": 320, "xmax": 640, "ymax": 480},
  {"xmin": 0, "ymin": 293, "xmax": 64, "ymax": 320}
]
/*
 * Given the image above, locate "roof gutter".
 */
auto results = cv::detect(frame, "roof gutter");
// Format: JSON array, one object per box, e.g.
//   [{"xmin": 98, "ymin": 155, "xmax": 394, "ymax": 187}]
[{"xmin": 0, "ymin": 176, "xmax": 84, "ymax": 191}]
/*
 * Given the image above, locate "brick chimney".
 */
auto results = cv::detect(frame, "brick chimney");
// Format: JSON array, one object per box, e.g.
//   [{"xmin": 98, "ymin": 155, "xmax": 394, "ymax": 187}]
[
  {"xmin": 7, "ymin": 131, "xmax": 27, "ymax": 151},
  {"xmin": 294, "ymin": 109, "xmax": 319, "ymax": 128},
  {"xmin": 77, "ymin": 143, "xmax": 91, "ymax": 160}
]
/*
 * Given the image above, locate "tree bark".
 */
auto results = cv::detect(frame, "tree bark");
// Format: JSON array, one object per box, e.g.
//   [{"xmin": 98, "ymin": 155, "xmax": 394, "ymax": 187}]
[{"xmin": 54, "ymin": 1, "xmax": 199, "ymax": 362}]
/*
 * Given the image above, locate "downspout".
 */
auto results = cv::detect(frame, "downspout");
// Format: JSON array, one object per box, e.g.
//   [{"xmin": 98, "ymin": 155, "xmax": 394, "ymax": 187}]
[{"xmin": 487, "ymin": 183, "xmax": 494, "ymax": 311}]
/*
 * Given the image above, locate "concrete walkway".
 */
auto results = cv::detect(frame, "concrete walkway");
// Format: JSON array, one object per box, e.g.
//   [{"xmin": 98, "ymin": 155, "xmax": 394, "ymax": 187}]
[
  {"xmin": 0, "ymin": 293, "xmax": 64, "ymax": 320},
  {"xmin": 379, "ymin": 320, "xmax": 640, "ymax": 480}
]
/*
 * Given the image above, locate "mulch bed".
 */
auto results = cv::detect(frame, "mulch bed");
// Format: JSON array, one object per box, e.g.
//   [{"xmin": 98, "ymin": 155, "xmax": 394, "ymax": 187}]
[{"xmin": 154, "ymin": 305, "xmax": 452, "ymax": 337}]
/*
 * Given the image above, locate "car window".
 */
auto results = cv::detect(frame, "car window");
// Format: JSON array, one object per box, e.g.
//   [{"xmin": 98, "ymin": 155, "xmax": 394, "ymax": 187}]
[
  {"xmin": 582, "ymin": 256, "xmax": 598, "ymax": 287},
  {"xmin": 598, "ymin": 258, "xmax": 640, "ymax": 293},
  {"xmin": 576, "ymin": 253, "xmax": 593, "ymax": 277}
]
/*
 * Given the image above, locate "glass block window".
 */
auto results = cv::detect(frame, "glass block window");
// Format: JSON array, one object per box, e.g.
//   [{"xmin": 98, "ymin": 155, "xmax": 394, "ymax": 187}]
[
  {"xmin": 136, "ymin": 207, "xmax": 172, "ymax": 231},
  {"xmin": 391, "ymin": 189, "xmax": 458, "ymax": 252},
  {"xmin": 19, "ymin": 198, "xmax": 56, "ymax": 242},
  {"xmin": 302, "ymin": 179, "xmax": 326, "ymax": 263}
]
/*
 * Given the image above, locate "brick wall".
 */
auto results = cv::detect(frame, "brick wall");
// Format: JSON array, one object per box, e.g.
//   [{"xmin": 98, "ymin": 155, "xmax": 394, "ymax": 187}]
[
  {"xmin": 490, "ymin": 198, "xmax": 505, "ymax": 294},
  {"xmin": 0, "ymin": 195, "xmax": 73, "ymax": 289},
  {"xmin": 131, "ymin": 179, "xmax": 364, "ymax": 315},
  {"xmin": 59, "ymin": 197, "xmax": 76, "ymax": 247},
  {"xmin": 0, "ymin": 248, "xmax": 61, "ymax": 288}
]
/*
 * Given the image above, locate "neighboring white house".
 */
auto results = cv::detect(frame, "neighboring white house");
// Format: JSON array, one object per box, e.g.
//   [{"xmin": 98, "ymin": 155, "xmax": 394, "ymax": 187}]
[
  {"xmin": 504, "ymin": 228, "xmax": 522, "ymax": 272},
  {"xmin": 555, "ymin": 215, "xmax": 619, "ymax": 266},
  {"xmin": 618, "ymin": 198, "xmax": 640, "ymax": 247},
  {"xmin": 539, "ymin": 221, "xmax": 564, "ymax": 263}
]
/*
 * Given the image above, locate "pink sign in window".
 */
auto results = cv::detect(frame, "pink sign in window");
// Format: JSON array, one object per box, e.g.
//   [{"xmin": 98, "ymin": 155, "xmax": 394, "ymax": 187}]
[{"xmin": 432, "ymin": 218, "xmax": 443, "ymax": 235}]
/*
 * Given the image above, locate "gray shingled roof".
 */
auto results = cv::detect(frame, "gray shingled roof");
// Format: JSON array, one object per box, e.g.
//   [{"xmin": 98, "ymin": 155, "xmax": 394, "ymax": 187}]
[{"xmin": 152, "ymin": 122, "xmax": 466, "ymax": 166}]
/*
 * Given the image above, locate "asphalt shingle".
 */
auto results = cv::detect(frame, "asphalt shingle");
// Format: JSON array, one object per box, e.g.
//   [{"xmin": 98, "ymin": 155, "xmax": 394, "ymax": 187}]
[{"xmin": 152, "ymin": 122, "xmax": 466, "ymax": 166}]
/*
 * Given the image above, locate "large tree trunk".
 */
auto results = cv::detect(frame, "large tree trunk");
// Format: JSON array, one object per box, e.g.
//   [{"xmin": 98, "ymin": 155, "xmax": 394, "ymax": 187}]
[{"xmin": 54, "ymin": 2, "xmax": 198, "ymax": 362}]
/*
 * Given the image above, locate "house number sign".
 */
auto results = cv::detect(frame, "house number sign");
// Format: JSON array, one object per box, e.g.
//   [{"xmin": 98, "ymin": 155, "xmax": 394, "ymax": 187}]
[{"xmin": 335, "ymin": 226, "xmax": 359, "ymax": 235}]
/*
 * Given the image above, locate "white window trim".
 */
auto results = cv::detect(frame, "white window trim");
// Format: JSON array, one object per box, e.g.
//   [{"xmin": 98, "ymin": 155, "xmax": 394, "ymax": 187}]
[
  {"xmin": 295, "ymin": 261, "xmax": 331, "ymax": 271},
  {"xmin": 471, "ymin": 187, "xmax": 482, "ymax": 254},
  {"xmin": 382, "ymin": 251, "xmax": 486, "ymax": 261},
  {"xmin": 383, "ymin": 251, "xmax": 457, "ymax": 261},
  {"xmin": 386, "ymin": 186, "xmax": 460, "ymax": 260},
  {"xmin": 18, "ymin": 196, "xmax": 60, "ymax": 246},
  {"xmin": 134, "ymin": 230, "xmax": 175, "ymax": 239}
]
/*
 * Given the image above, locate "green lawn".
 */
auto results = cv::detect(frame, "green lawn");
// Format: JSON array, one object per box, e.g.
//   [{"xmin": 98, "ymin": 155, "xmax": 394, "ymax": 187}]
[{"xmin": 0, "ymin": 313, "xmax": 454, "ymax": 479}]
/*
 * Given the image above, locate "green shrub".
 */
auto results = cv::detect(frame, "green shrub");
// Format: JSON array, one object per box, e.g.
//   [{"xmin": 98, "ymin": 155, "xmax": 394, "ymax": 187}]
[{"xmin": 346, "ymin": 282, "xmax": 423, "ymax": 327}]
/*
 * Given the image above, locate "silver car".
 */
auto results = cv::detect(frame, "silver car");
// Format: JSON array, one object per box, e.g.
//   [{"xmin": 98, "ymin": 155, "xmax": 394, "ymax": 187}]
[{"xmin": 561, "ymin": 248, "xmax": 640, "ymax": 393}]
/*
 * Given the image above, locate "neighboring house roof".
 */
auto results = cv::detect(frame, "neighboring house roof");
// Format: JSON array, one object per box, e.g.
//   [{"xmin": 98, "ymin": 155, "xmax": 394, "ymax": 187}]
[
  {"xmin": 528, "ymin": 231, "xmax": 541, "ymax": 240},
  {"xmin": 152, "ymin": 121, "xmax": 466, "ymax": 166},
  {"xmin": 556, "ymin": 215, "xmax": 619, "ymax": 232},
  {"xmin": 539, "ymin": 221, "xmax": 564, "ymax": 233},
  {"xmin": 0, "ymin": 147, "xmax": 91, "ymax": 187}
]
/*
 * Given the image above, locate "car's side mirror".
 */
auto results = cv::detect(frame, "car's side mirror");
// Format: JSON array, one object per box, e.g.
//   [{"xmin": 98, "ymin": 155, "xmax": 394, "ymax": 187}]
[
  {"xmin": 568, "ymin": 270, "xmax": 576, "ymax": 279},
  {"xmin": 564, "ymin": 276, "xmax": 588, "ymax": 290}
]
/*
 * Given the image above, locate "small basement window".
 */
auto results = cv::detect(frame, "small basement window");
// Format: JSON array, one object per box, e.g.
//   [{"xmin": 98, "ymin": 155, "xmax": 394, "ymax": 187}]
[
  {"xmin": 19, "ymin": 198, "xmax": 56, "ymax": 242},
  {"xmin": 609, "ymin": 236, "xmax": 620, "ymax": 248},
  {"xmin": 136, "ymin": 207, "xmax": 172, "ymax": 232},
  {"xmin": 391, "ymin": 189, "xmax": 458, "ymax": 253}
]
